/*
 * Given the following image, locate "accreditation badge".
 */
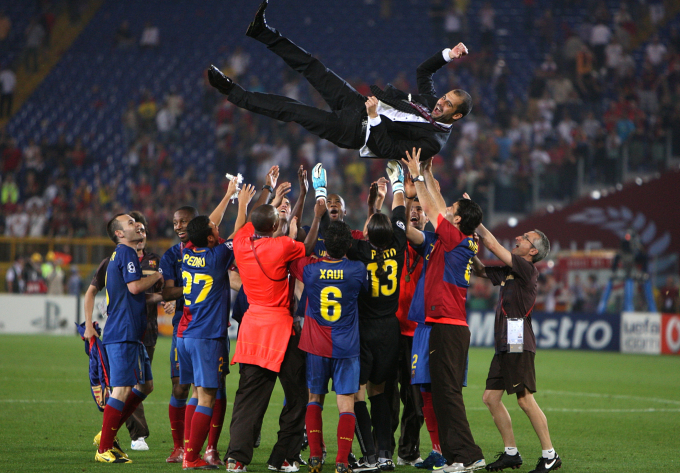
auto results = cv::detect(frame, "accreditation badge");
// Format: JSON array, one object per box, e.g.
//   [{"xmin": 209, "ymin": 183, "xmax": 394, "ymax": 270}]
[{"xmin": 507, "ymin": 318, "xmax": 524, "ymax": 353}]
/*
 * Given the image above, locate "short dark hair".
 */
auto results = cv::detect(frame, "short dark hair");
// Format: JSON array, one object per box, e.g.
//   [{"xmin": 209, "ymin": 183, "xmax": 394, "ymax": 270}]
[
  {"xmin": 175, "ymin": 206, "xmax": 199, "ymax": 218},
  {"xmin": 453, "ymin": 89, "xmax": 472, "ymax": 118},
  {"xmin": 324, "ymin": 221, "xmax": 353, "ymax": 259},
  {"xmin": 128, "ymin": 210, "xmax": 147, "ymax": 230},
  {"xmin": 251, "ymin": 205, "xmax": 278, "ymax": 233},
  {"xmin": 455, "ymin": 199, "xmax": 483, "ymax": 236},
  {"xmin": 106, "ymin": 213, "xmax": 127, "ymax": 243},
  {"xmin": 187, "ymin": 215, "xmax": 212, "ymax": 248}
]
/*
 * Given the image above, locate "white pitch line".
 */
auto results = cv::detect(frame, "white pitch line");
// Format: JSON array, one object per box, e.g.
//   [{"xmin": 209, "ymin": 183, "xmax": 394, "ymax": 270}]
[{"xmin": 539, "ymin": 390, "xmax": 680, "ymax": 406}]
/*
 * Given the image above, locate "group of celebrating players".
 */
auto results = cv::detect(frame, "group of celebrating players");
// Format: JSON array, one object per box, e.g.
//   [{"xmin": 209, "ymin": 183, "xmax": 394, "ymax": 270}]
[
  {"xmin": 83, "ymin": 2, "xmax": 562, "ymax": 471},
  {"xmin": 85, "ymin": 151, "xmax": 561, "ymax": 473}
]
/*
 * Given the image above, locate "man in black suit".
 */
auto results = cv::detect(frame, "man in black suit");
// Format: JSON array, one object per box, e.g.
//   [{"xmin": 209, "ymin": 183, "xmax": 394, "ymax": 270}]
[{"xmin": 208, "ymin": 0, "xmax": 472, "ymax": 161}]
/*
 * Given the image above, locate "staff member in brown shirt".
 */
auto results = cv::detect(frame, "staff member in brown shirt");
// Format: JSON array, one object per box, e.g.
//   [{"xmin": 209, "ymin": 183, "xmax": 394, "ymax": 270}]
[{"xmin": 470, "ymin": 214, "xmax": 561, "ymax": 473}]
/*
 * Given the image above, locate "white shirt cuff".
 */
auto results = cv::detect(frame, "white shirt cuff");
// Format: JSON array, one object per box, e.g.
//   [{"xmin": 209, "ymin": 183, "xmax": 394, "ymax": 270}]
[
  {"xmin": 368, "ymin": 115, "xmax": 382, "ymax": 127},
  {"xmin": 442, "ymin": 48, "xmax": 453, "ymax": 62}
]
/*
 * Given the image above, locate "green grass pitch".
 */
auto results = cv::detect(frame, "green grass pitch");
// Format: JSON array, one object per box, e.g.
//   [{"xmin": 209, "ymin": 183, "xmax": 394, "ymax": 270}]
[{"xmin": 0, "ymin": 334, "xmax": 678, "ymax": 472}]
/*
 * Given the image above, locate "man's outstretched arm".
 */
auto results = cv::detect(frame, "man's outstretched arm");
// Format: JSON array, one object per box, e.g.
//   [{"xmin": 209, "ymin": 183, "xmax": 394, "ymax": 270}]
[{"xmin": 416, "ymin": 43, "xmax": 469, "ymax": 96}]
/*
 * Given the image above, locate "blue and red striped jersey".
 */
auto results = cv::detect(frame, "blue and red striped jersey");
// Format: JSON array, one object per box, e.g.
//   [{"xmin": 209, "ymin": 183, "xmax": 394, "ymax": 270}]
[
  {"xmin": 290, "ymin": 256, "xmax": 369, "ymax": 358},
  {"xmin": 177, "ymin": 239, "xmax": 234, "ymax": 339}
]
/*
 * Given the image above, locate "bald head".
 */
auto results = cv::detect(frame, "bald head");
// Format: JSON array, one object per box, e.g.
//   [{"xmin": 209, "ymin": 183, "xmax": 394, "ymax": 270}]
[{"xmin": 252, "ymin": 205, "xmax": 279, "ymax": 234}]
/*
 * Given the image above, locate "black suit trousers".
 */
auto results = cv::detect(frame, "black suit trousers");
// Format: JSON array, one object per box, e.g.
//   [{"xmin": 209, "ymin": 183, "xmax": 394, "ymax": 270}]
[{"xmin": 230, "ymin": 26, "xmax": 366, "ymax": 149}]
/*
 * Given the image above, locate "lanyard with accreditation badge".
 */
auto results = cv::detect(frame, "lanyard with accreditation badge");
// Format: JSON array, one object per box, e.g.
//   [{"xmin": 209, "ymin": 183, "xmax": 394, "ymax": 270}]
[{"xmin": 499, "ymin": 291, "xmax": 535, "ymax": 353}]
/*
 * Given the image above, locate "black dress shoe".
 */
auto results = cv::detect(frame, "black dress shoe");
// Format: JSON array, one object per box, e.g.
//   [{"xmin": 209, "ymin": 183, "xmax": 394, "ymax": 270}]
[
  {"xmin": 207, "ymin": 65, "xmax": 235, "ymax": 95},
  {"xmin": 246, "ymin": 0, "xmax": 269, "ymax": 37}
]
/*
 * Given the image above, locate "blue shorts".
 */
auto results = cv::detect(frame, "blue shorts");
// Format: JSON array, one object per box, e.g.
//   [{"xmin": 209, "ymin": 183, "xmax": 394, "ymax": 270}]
[
  {"xmin": 170, "ymin": 333, "xmax": 180, "ymax": 378},
  {"xmin": 177, "ymin": 337, "xmax": 228, "ymax": 389},
  {"xmin": 411, "ymin": 323, "xmax": 468, "ymax": 387},
  {"xmin": 306, "ymin": 353, "xmax": 360, "ymax": 396},
  {"xmin": 106, "ymin": 342, "xmax": 153, "ymax": 387},
  {"xmin": 411, "ymin": 323, "xmax": 432, "ymax": 385}
]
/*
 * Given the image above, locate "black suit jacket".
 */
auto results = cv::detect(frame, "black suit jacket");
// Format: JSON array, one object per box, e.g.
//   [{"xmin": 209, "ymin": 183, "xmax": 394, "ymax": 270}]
[{"xmin": 366, "ymin": 50, "xmax": 452, "ymax": 161}]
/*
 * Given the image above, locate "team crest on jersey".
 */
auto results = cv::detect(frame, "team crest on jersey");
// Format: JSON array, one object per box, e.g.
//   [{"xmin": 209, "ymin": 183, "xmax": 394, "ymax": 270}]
[
  {"xmin": 149, "ymin": 260, "xmax": 157, "ymax": 268},
  {"xmin": 397, "ymin": 221, "xmax": 406, "ymax": 231},
  {"xmin": 127, "ymin": 262, "xmax": 136, "ymax": 273}
]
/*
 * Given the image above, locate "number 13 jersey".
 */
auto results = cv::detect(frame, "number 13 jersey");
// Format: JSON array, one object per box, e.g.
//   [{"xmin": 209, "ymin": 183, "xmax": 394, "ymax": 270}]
[{"xmin": 346, "ymin": 205, "xmax": 408, "ymax": 320}]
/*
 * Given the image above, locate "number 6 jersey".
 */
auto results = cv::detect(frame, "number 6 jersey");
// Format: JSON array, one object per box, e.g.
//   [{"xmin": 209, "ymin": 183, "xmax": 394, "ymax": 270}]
[
  {"xmin": 290, "ymin": 257, "xmax": 369, "ymax": 359},
  {"xmin": 177, "ymin": 238, "xmax": 234, "ymax": 339},
  {"xmin": 346, "ymin": 205, "xmax": 408, "ymax": 320}
]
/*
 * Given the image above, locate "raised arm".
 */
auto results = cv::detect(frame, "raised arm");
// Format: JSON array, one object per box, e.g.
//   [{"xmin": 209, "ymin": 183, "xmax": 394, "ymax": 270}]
[
  {"xmin": 289, "ymin": 165, "xmax": 308, "ymax": 224},
  {"xmin": 421, "ymin": 158, "xmax": 447, "ymax": 212},
  {"xmin": 403, "ymin": 171, "xmax": 425, "ymax": 246},
  {"xmin": 229, "ymin": 184, "xmax": 257, "ymax": 239},
  {"xmin": 416, "ymin": 43, "xmax": 468, "ymax": 96},
  {"xmin": 303, "ymin": 198, "xmax": 326, "ymax": 256},
  {"xmin": 402, "ymin": 148, "xmax": 446, "ymax": 229},
  {"xmin": 249, "ymin": 165, "xmax": 278, "ymax": 221},
  {"xmin": 209, "ymin": 177, "xmax": 239, "ymax": 228},
  {"xmin": 476, "ymin": 222, "xmax": 513, "ymax": 268}
]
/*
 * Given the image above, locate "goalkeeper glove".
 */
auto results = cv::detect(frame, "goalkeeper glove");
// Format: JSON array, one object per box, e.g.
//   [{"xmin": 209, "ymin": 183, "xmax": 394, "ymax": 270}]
[
  {"xmin": 312, "ymin": 163, "xmax": 327, "ymax": 200},
  {"xmin": 386, "ymin": 160, "xmax": 404, "ymax": 194}
]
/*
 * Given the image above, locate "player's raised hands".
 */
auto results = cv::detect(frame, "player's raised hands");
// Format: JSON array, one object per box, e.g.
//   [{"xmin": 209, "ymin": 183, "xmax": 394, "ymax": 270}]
[
  {"xmin": 266, "ymin": 165, "xmax": 280, "ymax": 188},
  {"xmin": 297, "ymin": 165, "xmax": 308, "ymax": 195},
  {"xmin": 402, "ymin": 147, "xmax": 422, "ymax": 177},
  {"xmin": 226, "ymin": 174, "xmax": 239, "ymax": 198},
  {"xmin": 314, "ymin": 197, "xmax": 327, "ymax": 219},
  {"xmin": 376, "ymin": 177, "xmax": 389, "ymax": 200},
  {"xmin": 270, "ymin": 182, "xmax": 292, "ymax": 208},
  {"xmin": 365, "ymin": 96, "xmax": 379, "ymax": 118},
  {"xmin": 449, "ymin": 42, "xmax": 469, "ymax": 59},
  {"xmin": 312, "ymin": 163, "xmax": 327, "ymax": 200},
  {"xmin": 238, "ymin": 184, "xmax": 257, "ymax": 207},
  {"xmin": 404, "ymin": 169, "xmax": 417, "ymax": 198}
]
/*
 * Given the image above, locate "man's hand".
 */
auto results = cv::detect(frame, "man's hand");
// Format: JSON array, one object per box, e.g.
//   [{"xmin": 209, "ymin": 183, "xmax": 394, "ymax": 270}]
[
  {"xmin": 297, "ymin": 165, "xmax": 308, "ymax": 195},
  {"xmin": 463, "ymin": 192, "xmax": 471, "ymax": 200},
  {"xmin": 270, "ymin": 182, "xmax": 292, "ymax": 209},
  {"xmin": 312, "ymin": 163, "xmax": 327, "ymax": 201},
  {"xmin": 226, "ymin": 175, "xmax": 239, "ymax": 198},
  {"xmin": 449, "ymin": 42, "xmax": 469, "ymax": 59},
  {"xmin": 368, "ymin": 182, "xmax": 378, "ymax": 208},
  {"xmin": 420, "ymin": 157, "xmax": 433, "ymax": 175},
  {"xmin": 266, "ymin": 165, "xmax": 280, "ymax": 188},
  {"xmin": 314, "ymin": 198, "xmax": 327, "ymax": 219},
  {"xmin": 365, "ymin": 96, "xmax": 379, "ymax": 119},
  {"xmin": 386, "ymin": 161, "xmax": 404, "ymax": 194},
  {"xmin": 401, "ymin": 147, "xmax": 422, "ymax": 177},
  {"xmin": 83, "ymin": 323, "xmax": 98, "ymax": 341},
  {"xmin": 376, "ymin": 177, "xmax": 388, "ymax": 200},
  {"xmin": 404, "ymin": 170, "xmax": 417, "ymax": 198},
  {"xmin": 238, "ymin": 184, "xmax": 257, "ymax": 207}
]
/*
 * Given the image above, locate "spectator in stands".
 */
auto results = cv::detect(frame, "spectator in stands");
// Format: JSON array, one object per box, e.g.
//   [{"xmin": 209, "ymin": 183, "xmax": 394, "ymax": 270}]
[
  {"xmin": 569, "ymin": 275, "xmax": 586, "ymax": 312},
  {"xmin": 2, "ymin": 138, "xmax": 21, "ymax": 174},
  {"xmin": 227, "ymin": 46, "xmax": 250, "ymax": 80},
  {"xmin": 479, "ymin": 2, "xmax": 495, "ymax": 50},
  {"xmin": 67, "ymin": 266, "xmax": 82, "ymax": 295},
  {"xmin": 0, "ymin": 10, "xmax": 11, "ymax": 55},
  {"xmin": 584, "ymin": 274, "xmax": 602, "ymax": 312},
  {"xmin": 0, "ymin": 63, "xmax": 15, "ymax": 118},
  {"xmin": 658, "ymin": 275, "xmax": 679, "ymax": 313},
  {"xmin": 5, "ymin": 256, "xmax": 25, "ymax": 293},
  {"xmin": 67, "ymin": 137, "xmax": 87, "ymax": 168},
  {"xmin": 589, "ymin": 20, "xmax": 611, "ymax": 70},
  {"xmin": 27, "ymin": 199, "xmax": 47, "ymax": 236},
  {"xmin": 24, "ymin": 18, "xmax": 46, "ymax": 73},
  {"xmin": 140, "ymin": 21, "xmax": 160, "ymax": 48},
  {"xmin": 155, "ymin": 100, "xmax": 177, "ymax": 143},
  {"xmin": 115, "ymin": 20, "xmax": 134, "ymax": 48},
  {"xmin": 645, "ymin": 35, "xmax": 667, "ymax": 69},
  {"xmin": 5, "ymin": 203, "xmax": 29, "ymax": 237},
  {"xmin": 1, "ymin": 172, "xmax": 19, "ymax": 208},
  {"xmin": 165, "ymin": 86, "xmax": 184, "ymax": 122},
  {"xmin": 138, "ymin": 90, "xmax": 157, "ymax": 134}
]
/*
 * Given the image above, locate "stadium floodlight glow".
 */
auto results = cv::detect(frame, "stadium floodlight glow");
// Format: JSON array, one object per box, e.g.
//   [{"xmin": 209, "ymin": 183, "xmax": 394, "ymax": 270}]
[
  {"xmin": 508, "ymin": 217, "xmax": 518, "ymax": 227},
  {"xmin": 547, "ymin": 205, "xmax": 555, "ymax": 213},
  {"xmin": 546, "ymin": 260, "xmax": 555, "ymax": 269},
  {"xmin": 635, "ymin": 177, "xmax": 643, "ymax": 185},
  {"xmin": 591, "ymin": 190, "xmax": 601, "ymax": 199}
]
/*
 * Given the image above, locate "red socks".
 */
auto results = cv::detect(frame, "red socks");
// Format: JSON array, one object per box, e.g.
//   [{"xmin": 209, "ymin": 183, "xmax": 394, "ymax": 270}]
[
  {"xmin": 169, "ymin": 396, "xmax": 187, "ymax": 449},
  {"xmin": 207, "ymin": 390, "xmax": 227, "ymax": 450},
  {"xmin": 184, "ymin": 398, "xmax": 198, "ymax": 449},
  {"xmin": 421, "ymin": 391, "xmax": 441, "ymax": 453},
  {"xmin": 185, "ymin": 405, "xmax": 213, "ymax": 462},
  {"xmin": 117, "ymin": 388, "xmax": 146, "ymax": 429},
  {"xmin": 306, "ymin": 402, "xmax": 324, "ymax": 458},
  {"xmin": 99, "ymin": 397, "xmax": 125, "ymax": 453},
  {"xmin": 336, "ymin": 412, "xmax": 356, "ymax": 464}
]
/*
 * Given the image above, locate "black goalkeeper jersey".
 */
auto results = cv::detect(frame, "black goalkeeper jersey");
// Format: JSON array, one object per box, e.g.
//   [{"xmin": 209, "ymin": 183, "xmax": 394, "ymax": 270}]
[{"xmin": 346, "ymin": 205, "xmax": 408, "ymax": 319}]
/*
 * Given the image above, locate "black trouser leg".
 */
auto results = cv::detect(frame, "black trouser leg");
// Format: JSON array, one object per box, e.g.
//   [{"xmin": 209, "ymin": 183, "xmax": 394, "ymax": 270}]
[
  {"xmin": 250, "ymin": 25, "xmax": 365, "ymax": 112},
  {"xmin": 354, "ymin": 400, "xmax": 377, "ymax": 461},
  {"xmin": 396, "ymin": 335, "xmax": 423, "ymax": 461},
  {"xmin": 268, "ymin": 332, "xmax": 308, "ymax": 468},
  {"xmin": 227, "ymin": 363, "xmax": 278, "ymax": 464},
  {"xmin": 429, "ymin": 324, "xmax": 483, "ymax": 465},
  {"xmin": 228, "ymin": 85, "xmax": 364, "ymax": 149},
  {"xmin": 369, "ymin": 393, "xmax": 392, "ymax": 459},
  {"xmin": 125, "ymin": 345, "xmax": 155, "ymax": 439}
]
